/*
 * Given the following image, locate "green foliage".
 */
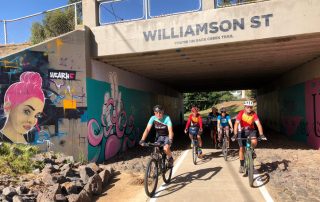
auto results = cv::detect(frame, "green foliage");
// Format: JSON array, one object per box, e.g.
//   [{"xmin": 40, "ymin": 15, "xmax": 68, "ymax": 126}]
[
  {"xmin": 30, "ymin": 0, "xmax": 82, "ymax": 44},
  {"xmin": 246, "ymin": 90, "xmax": 257, "ymax": 99},
  {"xmin": 43, "ymin": 10, "xmax": 74, "ymax": 38},
  {"xmin": 78, "ymin": 151, "xmax": 87, "ymax": 164},
  {"xmin": 30, "ymin": 23, "xmax": 46, "ymax": 44},
  {"xmin": 0, "ymin": 143, "xmax": 43, "ymax": 176},
  {"xmin": 183, "ymin": 91, "xmax": 235, "ymax": 111}
]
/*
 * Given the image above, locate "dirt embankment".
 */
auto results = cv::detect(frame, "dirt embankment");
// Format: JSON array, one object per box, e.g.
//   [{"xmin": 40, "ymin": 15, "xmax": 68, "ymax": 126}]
[{"xmin": 0, "ymin": 43, "xmax": 30, "ymax": 57}]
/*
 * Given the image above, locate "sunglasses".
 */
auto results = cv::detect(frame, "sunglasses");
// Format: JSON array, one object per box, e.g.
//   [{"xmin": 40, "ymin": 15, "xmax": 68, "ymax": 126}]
[{"xmin": 245, "ymin": 106, "xmax": 253, "ymax": 109}]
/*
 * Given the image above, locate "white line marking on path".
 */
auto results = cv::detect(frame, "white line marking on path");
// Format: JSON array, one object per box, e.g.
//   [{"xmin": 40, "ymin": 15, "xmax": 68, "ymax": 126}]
[
  {"xmin": 254, "ymin": 174, "xmax": 274, "ymax": 202},
  {"xmin": 150, "ymin": 149, "xmax": 189, "ymax": 202}
]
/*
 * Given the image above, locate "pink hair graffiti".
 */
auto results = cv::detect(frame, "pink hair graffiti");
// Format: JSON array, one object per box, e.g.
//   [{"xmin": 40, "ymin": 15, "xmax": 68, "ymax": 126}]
[{"xmin": 4, "ymin": 72, "xmax": 45, "ymax": 110}]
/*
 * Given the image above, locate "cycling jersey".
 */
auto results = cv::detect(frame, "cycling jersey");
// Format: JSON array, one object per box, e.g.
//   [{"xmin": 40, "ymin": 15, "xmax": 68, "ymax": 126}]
[
  {"xmin": 236, "ymin": 110, "xmax": 259, "ymax": 130},
  {"xmin": 208, "ymin": 112, "xmax": 220, "ymax": 122},
  {"xmin": 185, "ymin": 114, "xmax": 203, "ymax": 129},
  {"xmin": 148, "ymin": 115, "xmax": 172, "ymax": 136},
  {"xmin": 217, "ymin": 115, "xmax": 231, "ymax": 127}
]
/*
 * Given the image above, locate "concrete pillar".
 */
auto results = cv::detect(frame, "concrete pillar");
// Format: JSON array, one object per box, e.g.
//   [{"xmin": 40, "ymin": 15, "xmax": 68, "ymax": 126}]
[
  {"xmin": 202, "ymin": 0, "xmax": 215, "ymax": 10},
  {"xmin": 83, "ymin": 0, "xmax": 99, "ymax": 27},
  {"xmin": 241, "ymin": 90, "xmax": 246, "ymax": 99}
]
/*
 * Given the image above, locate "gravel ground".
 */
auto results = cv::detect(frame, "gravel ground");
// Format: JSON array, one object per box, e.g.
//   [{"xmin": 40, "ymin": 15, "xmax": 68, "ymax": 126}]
[{"xmin": 255, "ymin": 132, "xmax": 320, "ymax": 202}]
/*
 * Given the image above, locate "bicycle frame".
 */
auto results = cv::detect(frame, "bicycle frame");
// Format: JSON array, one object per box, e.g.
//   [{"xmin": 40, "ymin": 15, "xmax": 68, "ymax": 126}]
[
  {"xmin": 237, "ymin": 136, "xmax": 262, "ymax": 187},
  {"xmin": 147, "ymin": 143, "xmax": 167, "ymax": 174},
  {"xmin": 221, "ymin": 128, "xmax": 230, "ymax": 161},
  {"xmin": 143, "ymin": 142, "xmax": 173, "ymax": 197}
]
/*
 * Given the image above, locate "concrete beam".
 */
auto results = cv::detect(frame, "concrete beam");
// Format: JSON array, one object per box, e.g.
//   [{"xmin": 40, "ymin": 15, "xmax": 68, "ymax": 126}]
[
  {"xmin": 92, "ymin": 0, "xmax": 320, "ymax": 57},
  {"xmin": 83, "ymin": 0, "xmax": 99, "ymax": 27},
  {"xmin": 202, "ymin": 0, "xmax": 215, "ymax": 10}
]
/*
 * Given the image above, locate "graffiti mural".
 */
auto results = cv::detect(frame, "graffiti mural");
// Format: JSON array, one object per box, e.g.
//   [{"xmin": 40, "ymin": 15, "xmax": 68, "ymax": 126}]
[
  {"xmin": 259, "ymin": 78, "xmax": 320, "ymax": 149},
  {"xmin": 305, "ymin": 78, "xmax": 320, "ymax": 149},
  {"xmin": 87, "ymin": 72, "xmax": 151, "ymax": 162},
  {"xmin": 279, "ymin": 83, "xmax": 306, "ymax": 142},
  {"xmin": 0, "ymin": 72, "xmax": 45, "ymax": 143},
  {"xmin": 257, "ymin": 91, "xmax": 281, "ymax": 132},
  {"xmin": 0, "ymin": 49, "xmax": 86, "ymax": 147}
]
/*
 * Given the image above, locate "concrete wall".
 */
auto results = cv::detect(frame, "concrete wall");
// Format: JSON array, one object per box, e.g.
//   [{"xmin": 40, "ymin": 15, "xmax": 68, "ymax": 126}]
[
  {"xmin": 92, "ymin": 0, "xmax": 320, "ymax": 56},
  {"xmin": 87, "ymin": 60, "xmax": 183, "ymax": 162},
  {"xmin": 258, "ymin": 57, "xmax": 320, "ymax": 149},
  {"xmin": 0, "ymin": 29, "xmax": 184, "ymax": 162},
  {"xmin": 0, "ymin": 30, "xmax": 88, "ymax": 159}
]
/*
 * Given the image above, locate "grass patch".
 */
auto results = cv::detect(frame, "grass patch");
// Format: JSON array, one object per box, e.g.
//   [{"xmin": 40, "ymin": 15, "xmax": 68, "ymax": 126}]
[
  {"xmin": 184, "ymin": 101, "xmax": 246, "ymax": 120},
  {"xmin": 0, "ymin": 143, "xmax": 44, "ymax": 176}
]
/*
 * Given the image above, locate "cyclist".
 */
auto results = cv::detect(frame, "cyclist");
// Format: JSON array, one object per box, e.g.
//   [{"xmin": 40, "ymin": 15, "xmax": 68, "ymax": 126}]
[
  {"xmin": 184, "ymin": 106, "xmax": 204, "ymax": 157},
  {"xmin": 217, "ymin": 107, "xmax": 233, "ymax": 148},
  {"xmin": 139, "ymin": 105, "xmax": 174, "ymax": 167},
  {"xmin": 208, "ymin": 106, "xmax": 220, "ymax": 148},
  {"xmin": 232, "ymin": 100, "xmax": 266, "ymax": 173}
]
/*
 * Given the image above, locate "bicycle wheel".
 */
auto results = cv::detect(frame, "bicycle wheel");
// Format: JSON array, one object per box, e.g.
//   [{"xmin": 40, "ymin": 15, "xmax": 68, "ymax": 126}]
[
  {"xmin": 192, "ymin": 144, "xmax": 197, "ymax": 165},
  {"xmin": 222, "ymin": 138, "xmax": 228, "ymax": 161},
  {"xmin": 162, "ymin": 158, "xmax": 173, "ymax": 183},
  {"xmin": 144, "ymin": 158, "xmax": 159, "ymax": 197},
  {"xmin": 246, "ymin": 150, "xmax": 254, "ymax": 187}
]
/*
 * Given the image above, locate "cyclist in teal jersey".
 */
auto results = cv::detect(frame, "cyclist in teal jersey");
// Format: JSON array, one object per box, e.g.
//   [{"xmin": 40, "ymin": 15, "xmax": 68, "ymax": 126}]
[
  {"xmin": 217, "ymin": 108, "xmax": 233, "ymax": 148},
  {"xmin": 140, "ymin": 105, "xmax": 174, "ymax": 167}
]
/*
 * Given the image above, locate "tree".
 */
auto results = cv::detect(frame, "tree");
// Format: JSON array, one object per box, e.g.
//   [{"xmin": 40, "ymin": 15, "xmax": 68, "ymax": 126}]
[
  {"xmin": 246, "ymin": 89, "xmax": 257, "ymax": 99},
  {"xmin": 30, "ymin": 23, "xmax": 45, "ymax": 44},
  {"xmin": 183, "ymin": 91, "xmax": 235, "ymax": 112},
  {"xmin": 30, "ymin": 0, "xmax": 82, "ymax": 44}
]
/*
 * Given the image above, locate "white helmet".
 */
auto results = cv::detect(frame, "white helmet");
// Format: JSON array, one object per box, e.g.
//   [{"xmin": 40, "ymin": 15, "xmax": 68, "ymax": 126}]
[{"xmin": 244, "ymin": 100, "xmax": 254, "ymax": 106}]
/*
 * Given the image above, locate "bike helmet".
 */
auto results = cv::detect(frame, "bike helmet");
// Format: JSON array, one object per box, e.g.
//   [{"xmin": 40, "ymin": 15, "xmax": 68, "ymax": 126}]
[
  {"xmin": 220, "ymin": 107, "xmax": 227, "ymax": 113},
  {"xmin": 244, "ymin": 100, "xmax": 254, "ymax": 107},
  {"xmin": 153, "ymin": 105, "xmax": 164, "ymax": 112},
  {"xmin": 191, "ymin": 106, "xmax": 199, "ymax": 113}
]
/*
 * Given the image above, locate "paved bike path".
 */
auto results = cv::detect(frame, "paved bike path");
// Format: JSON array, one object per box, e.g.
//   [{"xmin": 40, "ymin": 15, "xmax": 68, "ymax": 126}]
[{"xmin": 150, "ymin": 148, "xmax": 271, "ymax": 202}]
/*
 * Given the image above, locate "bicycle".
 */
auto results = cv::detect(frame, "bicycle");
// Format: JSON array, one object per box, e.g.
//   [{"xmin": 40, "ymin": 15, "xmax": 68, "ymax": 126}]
[
  {"xmin": 191, "ymin": 133, "xmax": 199, "ymax": 165},
  {"xmin": 221, "ymin": 128, "xmax": 232, "ymax": 161},
  {"xmin": 186, "ymin": 127, "xmax": 201, "ymax": 165},
  {"xmin": 232, "ymin": 135, "xmax": 266, "ymax": 187},
  {"xmin": 142, "ymin": 142, "xmax": 173, "ymax": 197}
]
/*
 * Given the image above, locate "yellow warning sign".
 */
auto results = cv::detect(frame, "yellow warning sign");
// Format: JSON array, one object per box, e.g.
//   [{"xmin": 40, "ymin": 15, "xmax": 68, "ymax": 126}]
[{"xmin": 63, "ymin": 99, "xmax": 77, "ymax": 109}]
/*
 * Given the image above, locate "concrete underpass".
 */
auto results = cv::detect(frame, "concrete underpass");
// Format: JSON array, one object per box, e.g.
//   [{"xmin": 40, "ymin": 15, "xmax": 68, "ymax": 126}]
[
  {"xmin": 87, "ymin": 0, "xmax": 320, "ymax": 151},
  {"xmin": 1, "ymin": 0, "xmax": 320, "ymax": 201}
]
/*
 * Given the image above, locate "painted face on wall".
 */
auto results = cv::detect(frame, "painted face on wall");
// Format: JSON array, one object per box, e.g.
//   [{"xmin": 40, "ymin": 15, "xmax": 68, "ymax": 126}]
[{"xmin": 5, "ymin": 97, "xmax": 44, "ymax": 136}]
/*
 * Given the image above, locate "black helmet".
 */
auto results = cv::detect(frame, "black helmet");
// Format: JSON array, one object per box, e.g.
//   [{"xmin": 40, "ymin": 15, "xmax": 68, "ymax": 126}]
[
  {"xmin": 153, "ymin": 105, "xmax": 164, "ymax": 112},
  {"xmin": 220, "ymin": 107, "xmax": 227, "ymax": 113}
]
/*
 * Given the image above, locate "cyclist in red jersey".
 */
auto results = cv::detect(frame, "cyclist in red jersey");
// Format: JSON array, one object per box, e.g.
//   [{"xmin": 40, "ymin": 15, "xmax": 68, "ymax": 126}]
[
  {"xmin": 232, "ymin": 101, "xmax": 267, "ymax": 173},
  {"xmin": 184, "ymin": 106, "xmax": 204, "ymax": 157}
]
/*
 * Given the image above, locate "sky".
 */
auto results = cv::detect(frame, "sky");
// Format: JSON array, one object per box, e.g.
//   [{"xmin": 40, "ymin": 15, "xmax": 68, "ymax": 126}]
[
  {"xmin": 0, "ymin": 0, "xmax": 70, "ymax": 44},
  {"xmin": 0, "ymin": 0, "xmax": 206, "ymax": 44}
]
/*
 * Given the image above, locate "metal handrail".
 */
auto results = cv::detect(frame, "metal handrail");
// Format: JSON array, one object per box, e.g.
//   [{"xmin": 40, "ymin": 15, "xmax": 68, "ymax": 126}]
[
  {"xmin": 0, "ymin": 1, "xmax": 82, "ymax": 45},
  {"xmin": 0, "ymin": 2, "xmax": 81, "ymax": 22}
]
